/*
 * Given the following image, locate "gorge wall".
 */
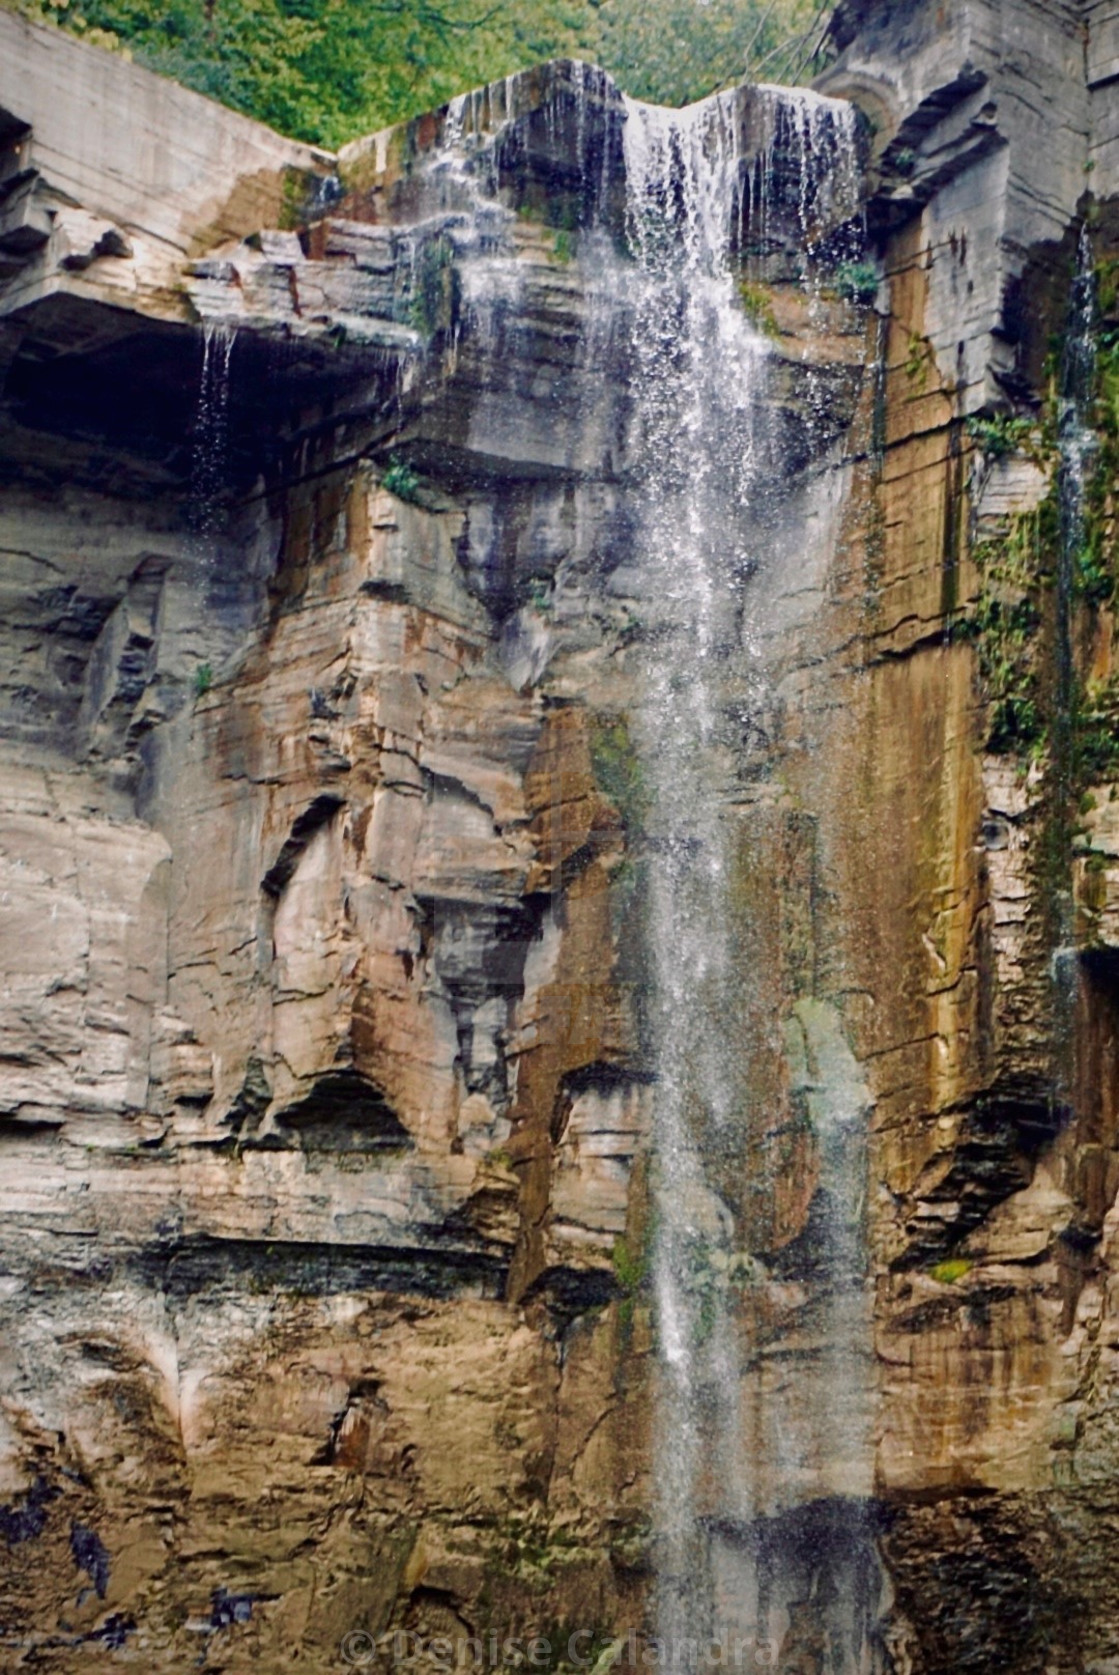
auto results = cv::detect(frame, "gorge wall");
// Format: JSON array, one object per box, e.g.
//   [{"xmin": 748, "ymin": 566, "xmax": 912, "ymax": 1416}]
[{"xmin": 4, "ymin": 2, "xmax": 1119, "ymax": 1670}]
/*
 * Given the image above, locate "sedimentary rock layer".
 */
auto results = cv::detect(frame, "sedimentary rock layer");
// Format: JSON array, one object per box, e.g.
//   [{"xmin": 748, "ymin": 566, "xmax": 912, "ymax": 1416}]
[{"xmin": 5, "ymin": 2, "xmax": 1119, "ymax": 1670}]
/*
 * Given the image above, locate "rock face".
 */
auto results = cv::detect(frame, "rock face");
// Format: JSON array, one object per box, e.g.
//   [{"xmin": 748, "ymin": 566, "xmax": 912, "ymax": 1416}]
[
  {"xmin": 816, "ymin": 3, "xmax": 1119, "ymax": 1667},
  {"xmin": 5, "ymin": 2, "xmax": 1119, "ymax": 1671}
]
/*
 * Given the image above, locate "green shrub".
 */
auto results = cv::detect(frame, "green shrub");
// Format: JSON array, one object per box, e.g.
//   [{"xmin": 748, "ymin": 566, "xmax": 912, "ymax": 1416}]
[
  {"xmin": 8, "ymin": 0, "xmax": 823, "ymax": 150},
  {"xmin": 381, "ymin": 457, "xmax": 421, "ymax": 503},
  {"xmin": 966, "ymin": 412, "xmax": 1035, "ymax": 461},
  {"xmin": 833, "ymin": 259, "xmax": 879, "ymax": 306}
]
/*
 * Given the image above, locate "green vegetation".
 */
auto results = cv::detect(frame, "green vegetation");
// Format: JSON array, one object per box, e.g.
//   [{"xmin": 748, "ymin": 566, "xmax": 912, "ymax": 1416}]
[
  {"xmin": 956, "ymin": 495, "xmax": 1052, "ymax": 760},
  {"xmin": 1075, "ymin": 316, "xmax": 1119, "ymax": 605},
  {"xmin": 611, "ymin": 1231, "xmax": 647, "ymax": 1329},
  {"xmin": 381, "ymin": 456, "xmax": 421, "ymax": 502},
  {"xmin": 832, "ymin": 258, "xmax": 879, "ymax": 306},
  {"xmin": 526, "ymin": 576, "xmax": 553, "ymax": 614},
  {"xmin": 408, "ymin": 235, "xmax": 456, "ymax": 336},
  {"xmin": 929, "ymin": 1257, "xmax": 972, "ymax": 1285},
  {"xmin": 904, "ymin": 330, "xmax": 933, "ymax": 388},
  {"xmin": 738, "ymin": 278, "xmax": 779, "ymax": 338},
  {"xmin": 1072, "ymin": 674, "xmax": 1119, "ymax": 786},
  {"xmin": 952, "ymin": 268, "xmax": 1119, "ymax": 962},
  {"xmin": 588, "ymin": 0, "xmax": 824, "ymax": 112},
  {"xmin": 964, "ymin": 586, "xmax": 1045, "ymax": 760},
  {"xmin": 588, "ymin": 713, "xmax": 649, "ymax": 834},
  {"xmin": 954, "ymin": 302, "xmax": 1119, "ymax": 766},
  {"xmin": 193, "ymin": 660, "xmax": 213, "ymax": 697},
  {"xmin": 965, "ymin": 412, "xmax": 1037, "ymax": 462},
  {"xmin": 611, "ymin": 1231, "xmax": 647, "ymax": 1297},
  {"xmin": 3, "ymin": 0, "xmax": 824, "ymax": 148}
]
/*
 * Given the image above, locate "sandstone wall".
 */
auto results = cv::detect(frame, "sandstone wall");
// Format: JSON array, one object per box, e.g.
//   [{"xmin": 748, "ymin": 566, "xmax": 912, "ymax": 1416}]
[
  {"xmin": 0, "ymin": 48, "xmax": 659, "ymax": 1674},
  {"xmin": 821, "ymin": 3, "xmax": 1119, "ymax": 1667},
  {"xmin": 6, "ymin": 4, "xmax": 1119, "ymax": 1672}
]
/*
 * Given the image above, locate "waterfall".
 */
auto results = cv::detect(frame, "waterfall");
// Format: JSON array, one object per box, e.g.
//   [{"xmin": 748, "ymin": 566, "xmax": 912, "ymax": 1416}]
[
  {"xmin": 416, "ymin": 67, "xmax": 873, "ymax": 1667},
  {"xmin": 620, "ymin": 86, "xmax": 873, "ymax": 1674},
  {"xmin": 622, "ymin": 91, "xmax": 767, "ymax": 1670}
]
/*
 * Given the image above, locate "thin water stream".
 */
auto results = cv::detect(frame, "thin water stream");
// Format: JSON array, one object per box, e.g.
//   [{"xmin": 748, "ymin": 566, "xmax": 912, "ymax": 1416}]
[
  {"xmin": 1050, "ymin": 228, "xmax": 1099, "ymax": 1075},
  {"xmin": 191, "ymin": 321, "xmax": 236, "ymax": 541}
]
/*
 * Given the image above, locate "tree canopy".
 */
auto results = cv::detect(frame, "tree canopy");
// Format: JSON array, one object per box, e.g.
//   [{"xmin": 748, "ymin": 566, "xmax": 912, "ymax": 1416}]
[{"xmin": 4, "ymin": 0, "xmax": 828, "ymax": 148}]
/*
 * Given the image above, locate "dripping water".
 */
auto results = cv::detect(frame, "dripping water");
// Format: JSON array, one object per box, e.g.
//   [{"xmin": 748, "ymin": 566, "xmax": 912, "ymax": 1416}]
[
  {"xmin": 743, "ymin": 87, "xmax": 860, "ymax": 278},
  {"xmin": 191, "ymin": 321, "xmax": 236, "ymax": 543}
]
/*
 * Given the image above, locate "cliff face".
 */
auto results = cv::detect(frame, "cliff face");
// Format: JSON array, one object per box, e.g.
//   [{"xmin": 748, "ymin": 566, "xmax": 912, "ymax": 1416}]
[
  {"xmin": 0, "ymin": 39, "xmax": 656, "ymax": 1669},
  {"xmin": 3, "ymin": 3, "xmax": 1119, "ymax": 1671},
  {"xmin": 819, "ymin": 6, "xmax": 1119, "ymax": 1666}
]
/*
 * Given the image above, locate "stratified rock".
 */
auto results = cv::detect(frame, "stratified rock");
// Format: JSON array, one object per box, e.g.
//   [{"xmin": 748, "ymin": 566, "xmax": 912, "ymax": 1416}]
[{"xmin": 7, "ymin": 1, "xmax": 1119, "ymax": 1670}]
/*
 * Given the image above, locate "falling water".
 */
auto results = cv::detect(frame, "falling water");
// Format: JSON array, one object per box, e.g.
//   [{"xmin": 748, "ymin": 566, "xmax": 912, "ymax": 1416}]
[
  {"xmin": 191, "ymin": 321, "xmax": 236, "ymax": 541},
  {"xmin": 742, "ymin": 87, "xmax": 860, "ymax": 274},
  {"xmin": 1056, "ymin": 227, "xmax": 1097, "ymax": 705},
  {"xmin": 621, "ymin": 96, "xmax": 764, "ymax": 1670},
  {"xmin": 1051, "ymin": 228, "xmax": 1099, "ymax": 1045},
  {"xmin": 620, "ymin": 86, "xmax": 871, "ymax": 1672}
]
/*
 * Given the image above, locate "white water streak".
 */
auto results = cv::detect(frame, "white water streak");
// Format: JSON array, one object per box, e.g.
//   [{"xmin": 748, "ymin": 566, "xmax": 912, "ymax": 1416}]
[
  {"xmin": 622, "ymin": 83, "xmax": 862, "ymax": 1672},
  {"xmin": 192, "ymin": 321, "xmax": 235, "ymax": 542}
]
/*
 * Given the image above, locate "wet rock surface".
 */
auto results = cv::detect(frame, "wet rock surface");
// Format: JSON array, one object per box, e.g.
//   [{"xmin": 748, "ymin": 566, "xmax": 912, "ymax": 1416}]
[{"xmin": 6, "ymin": 1, "xmax": 1119, "ymax": 1671}]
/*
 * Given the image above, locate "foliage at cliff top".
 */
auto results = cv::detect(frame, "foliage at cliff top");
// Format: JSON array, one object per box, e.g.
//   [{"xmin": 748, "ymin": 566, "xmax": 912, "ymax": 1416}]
[{"xmin": 3, "ymin": 0, "xmax": 824, "ymax": 148}]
